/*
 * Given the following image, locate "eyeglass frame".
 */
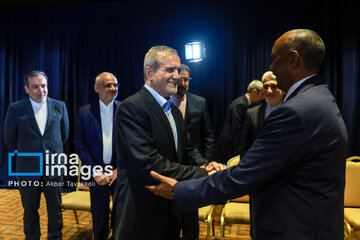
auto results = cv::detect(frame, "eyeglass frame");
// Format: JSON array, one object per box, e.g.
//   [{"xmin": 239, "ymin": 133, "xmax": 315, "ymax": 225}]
[{"xmin": 263, "ymin": 83, "xmax": 278, "ymax": 90}]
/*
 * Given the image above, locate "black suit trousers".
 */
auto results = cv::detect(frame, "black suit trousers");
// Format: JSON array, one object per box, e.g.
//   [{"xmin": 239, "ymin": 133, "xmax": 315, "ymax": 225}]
[{"xmin": 18, "ymin": 176, "xmax": 63, "ymax": 240}]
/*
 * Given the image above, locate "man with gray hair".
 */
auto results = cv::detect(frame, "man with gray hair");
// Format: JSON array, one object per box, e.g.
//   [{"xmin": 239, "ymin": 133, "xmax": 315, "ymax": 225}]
[
  {"xmin": 112, "ymin": 45, "xmax": 224, "ymax": 240},
  {"xmin": 239, "ymin": 71, "xmax": 284, "ymax": 156},
  {"xmin": 74, "ymin": 72, "xmax": 120, "ymax": 240},
  {"xmin": 215, "ymin": 79, "xmax": 264, "ymax": 163}
]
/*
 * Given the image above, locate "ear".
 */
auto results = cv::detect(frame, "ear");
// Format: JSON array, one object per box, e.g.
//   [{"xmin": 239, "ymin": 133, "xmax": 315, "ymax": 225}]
[
  {"xmin": 288, "ymin": 50, "xmax": 301, "ymax": 70},
  {"xmin": 94, "ymin": 83, "xmax": 99, "ymax": 93},
  {"xmin": 24, "ymin": 85, "xmax": 29, "ymax": 94},
  {"xmin": 145, "ymin": 66, "xmax": 153, "ymax": 80}
]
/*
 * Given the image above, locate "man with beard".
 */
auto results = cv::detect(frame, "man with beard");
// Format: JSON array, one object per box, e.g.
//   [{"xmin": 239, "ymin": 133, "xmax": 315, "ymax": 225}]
[
  {"xmin": 171, "ymin": 64, "xmax": 214, "ymax": 160},
  {"xmin": 74, "ymin": 72, "xmax": 120, "ymax": 240},
  {"xmin": 170, "ymin": 64, "xmax": 214, "ymax": 240}
]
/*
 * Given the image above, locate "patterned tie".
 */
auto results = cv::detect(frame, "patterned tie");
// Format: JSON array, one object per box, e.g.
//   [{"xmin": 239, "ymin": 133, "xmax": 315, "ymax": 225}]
[{"xmin": 163, "ymin": 98, "xmax": 173, "ymax": 114}]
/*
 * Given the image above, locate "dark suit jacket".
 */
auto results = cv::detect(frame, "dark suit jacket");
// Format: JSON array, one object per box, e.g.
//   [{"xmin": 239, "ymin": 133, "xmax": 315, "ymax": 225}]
[
  {"xmin": 74, "ymin": 99, "xmax": 120, "ymax": 170},
  {"xmin": 174, "ymin": 75, "xmax": 348, "ymax": 240},
  {"xmin": 113, "ymin": 86, "xmax": 208, "ymax": 240},
  {"xmin": 185, "ymin": 93, "xmax": 214, "ymax": 160},
  {"xmin": 215, "ymin": 95, "xmax": 250, "ymax": 163},
  {"xmin": 238, "ymin": 101, "xmax": 266, "ymax": 157},
  {"xmin": 4, "ymin": 97, "xmax": 69, "ymax": 180}
]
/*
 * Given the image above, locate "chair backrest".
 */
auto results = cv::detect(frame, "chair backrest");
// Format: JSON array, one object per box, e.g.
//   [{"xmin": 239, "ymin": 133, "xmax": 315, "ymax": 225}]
[
  {"xmin": 344, "ymin": 157, "xmax": 360, "ymax": 207},
  {"xmin": 75, "ymin": 158, "xmax": 90, "ymax": 191},
  {"xmin": 226, "ymin": 155, "xmax": 249, "ymax": 203},
  {"xmin": 227, "ymin": 155, "xmax": 240, "ymax": 168}
]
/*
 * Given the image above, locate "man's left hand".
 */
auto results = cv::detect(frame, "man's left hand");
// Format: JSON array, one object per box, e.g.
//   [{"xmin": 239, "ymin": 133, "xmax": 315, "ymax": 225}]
[{"xmin": 145, "ymin": 171, "xmax": 178, "ymax": 199}]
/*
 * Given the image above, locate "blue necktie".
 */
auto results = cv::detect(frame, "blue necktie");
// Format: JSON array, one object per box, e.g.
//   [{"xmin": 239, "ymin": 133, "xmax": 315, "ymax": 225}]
[
  {"xmin": 163, "ymin": 98, "xmax": 173, "ymax": 114},
  {"xmin": 162, "ymin": 98, "xmax": 178, "ymax": 150}
]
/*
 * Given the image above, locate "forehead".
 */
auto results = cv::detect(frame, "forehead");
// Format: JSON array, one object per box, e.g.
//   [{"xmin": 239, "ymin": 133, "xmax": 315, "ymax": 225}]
[
  {"xmin": 263, "ymin": 79, "xmax": 277, "ymax": 85},
  {"xmin": 99, "ymin": 74, "xmax": 117, "ymax": 83},
  {"xmin": 157, "ymin": 53, "xmax": 180, "ymax": 67},
  {"xmin": 28, "ymin": 75, "xmax": 47, "ymax": 85},
  {"xmin": 180, "ymin": 71, "xmax": 189, "ymax": 77}
]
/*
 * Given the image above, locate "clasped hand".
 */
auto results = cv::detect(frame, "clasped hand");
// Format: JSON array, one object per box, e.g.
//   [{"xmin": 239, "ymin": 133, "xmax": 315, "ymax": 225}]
[{"xmin": 145, "ymin": 161, "xmax": 226, "ymax": 199}]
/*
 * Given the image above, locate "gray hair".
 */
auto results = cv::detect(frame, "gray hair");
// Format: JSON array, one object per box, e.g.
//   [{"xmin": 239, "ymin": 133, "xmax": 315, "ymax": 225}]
[
  {"xmin": 95, "ymin": 72, "xmax": 117, "ymax": 84},
  {"xmin": 284, "ymin": 29, "xmax": 325, "ymax": 72},
  {"xmin": 24, "ymin": 71, "xmax": 48, "ymax": 86},
  {"xmin": 247, "ymin": 80, "xmax": 263, "ymax": 93},
  {"xmin": 143, "ymin": 45, "xmax": 178, "ymax": 81},
  {"xmin": 261, "ymin": 71, "xmax": 276, "ymax": 83}
]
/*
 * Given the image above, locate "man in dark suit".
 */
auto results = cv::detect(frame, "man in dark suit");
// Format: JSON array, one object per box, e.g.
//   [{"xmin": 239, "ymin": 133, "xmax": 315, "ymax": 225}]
[
  {"xmin": 4, "ymin": 70, "xmax": 69, "ymax": 240},
  {"xmin": 171, "ymin": 64, "xmax": 215, "ymax": 240},
  {"xmin": 215, "ymin": 80, "xmax": 264, "ymax": 163},
  {"xmin": 74, "ymin": 72, "xmax": 120, "ymax": 240},
  {"xmin": 171, "ymin": 64, "xmax": 214, "ymax": 161},
  {"xmin": 239, "ymin": 71, "xmax": 284, "ymax": 156},
  {"xmin": 147, "ymin": 29, "xmax": 348, "ymax": 240},
  {"xmin": 112, "ymin": 45, "xmax": 224, "ymax": 240}
]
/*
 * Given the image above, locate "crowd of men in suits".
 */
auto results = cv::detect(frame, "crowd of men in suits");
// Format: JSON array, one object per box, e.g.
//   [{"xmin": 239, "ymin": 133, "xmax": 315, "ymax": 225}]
[{"xmin": 4, "ymin": 28, "xmax": 348, "ymax": 240}]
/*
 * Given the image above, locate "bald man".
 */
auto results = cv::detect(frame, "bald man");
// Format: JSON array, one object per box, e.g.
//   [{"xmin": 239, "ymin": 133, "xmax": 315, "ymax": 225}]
[{"xmin": 74, "ymin": 72, "xmax": 120, "ymax": 240}]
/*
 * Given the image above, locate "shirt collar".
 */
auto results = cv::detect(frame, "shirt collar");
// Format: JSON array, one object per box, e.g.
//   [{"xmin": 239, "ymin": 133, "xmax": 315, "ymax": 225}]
[
  {"xmin": 29, "ymin": 97, "xmax": 47, "ymax": 106},
  {"xmin": 99, "ymin": 99, "xmax": 114, "ymax": 109},
  {"xmin": 283, "ymin": 74, "xmax": 316, "ymax": 102},
  {"xmin": 144, "ymin": 84, "xmax": 168, "ymax": 108}
]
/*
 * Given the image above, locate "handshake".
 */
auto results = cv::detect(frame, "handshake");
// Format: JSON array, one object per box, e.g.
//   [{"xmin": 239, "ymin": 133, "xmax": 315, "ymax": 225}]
[{"xmin": 145, "ymin": 161, "xmax": 226, "ymax": 200}]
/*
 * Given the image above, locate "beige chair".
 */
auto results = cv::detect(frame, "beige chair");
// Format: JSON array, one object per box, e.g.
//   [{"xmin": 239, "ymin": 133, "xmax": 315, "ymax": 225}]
[
  {"xmin": 198, "ymin": 204, "xmax": 216, "ymax": 240},
  {"xmin": 61, "ymin": 159, "xmax": 91, "ymax": 224},
  {"xmin": 344, "ymin": 156, "xmax": 360, "ymax": 240},
  {"xmin": 220, "ymin": 155, "xmax": 251, "ymax": 239},
  {"xmin": 61, "ymin": 160, "xmax": 113, "ymax": 224}
]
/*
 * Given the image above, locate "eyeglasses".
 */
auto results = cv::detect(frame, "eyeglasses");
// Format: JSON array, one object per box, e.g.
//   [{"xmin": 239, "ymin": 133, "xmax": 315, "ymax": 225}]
[
  {"xmin": 179, "ymin": 77, "xmax": 192, "ymax": 82},
  {"xmin": 263, "ymin": 84, "xmax": 277, "ymax": 90},
  {"xmin": 103, "ymin": 83, "xmax": 119, "ymax": 88}
]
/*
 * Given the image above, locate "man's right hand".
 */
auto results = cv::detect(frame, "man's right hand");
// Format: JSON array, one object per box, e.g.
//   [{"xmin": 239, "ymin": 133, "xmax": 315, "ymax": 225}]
[{"xmin": 94, "ymin": 174, "xmax": 110, "ymax": 186}]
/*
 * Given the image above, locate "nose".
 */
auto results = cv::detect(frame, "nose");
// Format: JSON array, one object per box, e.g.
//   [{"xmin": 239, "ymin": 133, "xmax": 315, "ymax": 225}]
[{"xmin": 173, "ymin": 70, "xmax": 180, "ymax": 84}]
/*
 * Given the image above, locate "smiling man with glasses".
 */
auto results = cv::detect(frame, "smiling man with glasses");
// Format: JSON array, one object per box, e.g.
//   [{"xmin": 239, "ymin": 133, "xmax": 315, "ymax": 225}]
[{"xmin": 239, "ymin": 71, "xmax": 284, "ymax": 159}]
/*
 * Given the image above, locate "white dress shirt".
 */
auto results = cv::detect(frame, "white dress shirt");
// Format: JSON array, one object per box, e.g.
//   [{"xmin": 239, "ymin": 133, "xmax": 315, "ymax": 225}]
[
  {"xmin": 99, "ymin": 100, "xmax": 114, "ymax": 164},
  {"xmin": 29, "ymin": 97, "xmax": 48, "ymax": 136}
]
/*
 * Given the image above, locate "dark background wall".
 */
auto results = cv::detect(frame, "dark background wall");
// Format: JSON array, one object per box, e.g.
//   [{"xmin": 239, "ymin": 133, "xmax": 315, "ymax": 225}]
[{"xmin": 0, "ymin": 0, "xmax": 359, "ymax": 185}]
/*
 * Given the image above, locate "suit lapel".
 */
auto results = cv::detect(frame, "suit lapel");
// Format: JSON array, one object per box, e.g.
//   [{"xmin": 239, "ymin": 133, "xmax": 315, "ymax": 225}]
[
  {"xmin": 90, "ymin": 100, "xmax": 103, "ymax": 143},
  {"xmin": 112, "ymin": 100, "xmax": 119, "ymax": 145},
  {"xmin": 285, "ymin": 75, "xmax": 322, "ymax": 102},
  {"xmin": 25, "ymin": 98, "xmax": 42, "ymax": 136},
  {"xmin": 258, "ymin": 102, "xmax": 266, "ymax": 129},
  {"xmin": 141, "ymin": 87, "xmax": 176, "ymax": 149},
  {"xmin": 44, "ymin": 98, "xmax": 54, "ymax": 135},
  {"xmin": 184, "ymin": 94, "xmax": 192, "ymax": 124}
]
